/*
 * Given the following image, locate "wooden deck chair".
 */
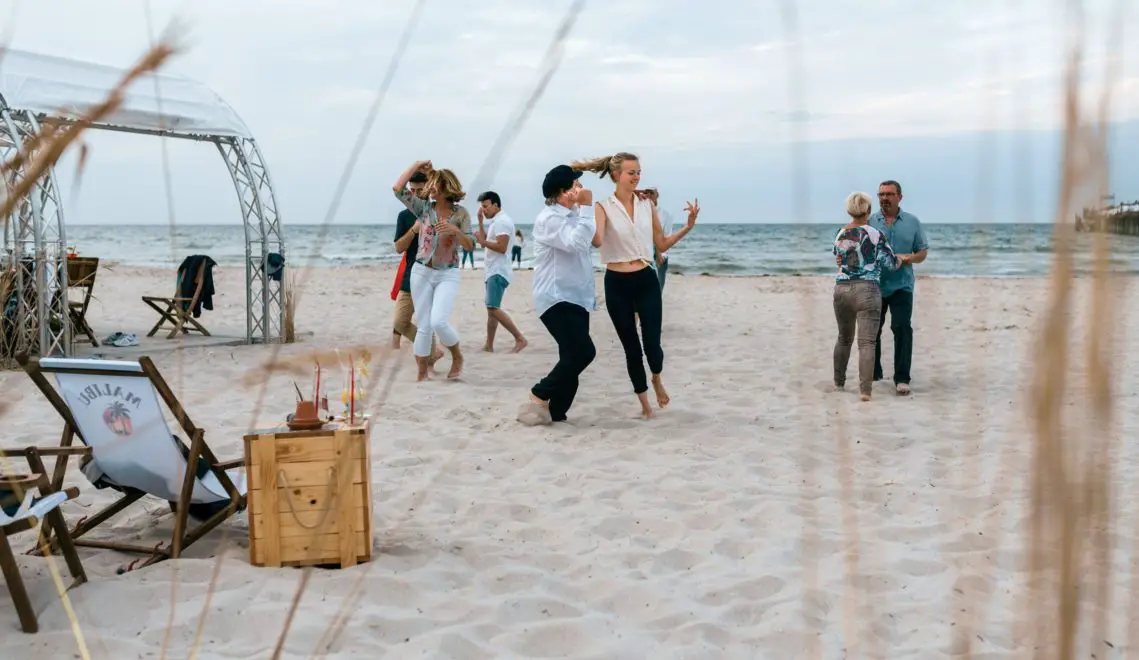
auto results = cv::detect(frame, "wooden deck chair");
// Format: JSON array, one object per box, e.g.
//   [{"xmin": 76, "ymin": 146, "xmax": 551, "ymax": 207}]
[
  {"xmin": 66, "ymin": 257, "xmax": 100, "ymax": 348},
  {"xmin": 141, "ymin": 257, "xmax": 213, "ymax": 339},
  {"xmin": 0, "ymin": 449, "xmax": 88, "ymax": 633},
  {"xmin": 17, "ymin": 354, "xmax": 247, "ymax": 569}
]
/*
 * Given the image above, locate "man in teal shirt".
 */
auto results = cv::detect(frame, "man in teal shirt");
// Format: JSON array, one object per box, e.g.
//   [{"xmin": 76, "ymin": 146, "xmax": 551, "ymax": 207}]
[{"xmin": 869, "ymin": 180, "xmax": 928, "ymax": 395}]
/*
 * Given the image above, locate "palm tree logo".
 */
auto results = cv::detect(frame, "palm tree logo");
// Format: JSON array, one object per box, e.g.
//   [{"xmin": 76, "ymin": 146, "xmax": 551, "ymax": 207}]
[{"xmin": 102, "ymin": 402, "xmax": 133, "ymax": 437}]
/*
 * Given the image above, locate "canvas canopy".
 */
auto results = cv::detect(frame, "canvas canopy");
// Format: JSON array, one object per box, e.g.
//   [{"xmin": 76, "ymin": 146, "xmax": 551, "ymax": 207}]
[{"xmin": 0, "ymin": 49, "xmax": 252, "ymax": 138}]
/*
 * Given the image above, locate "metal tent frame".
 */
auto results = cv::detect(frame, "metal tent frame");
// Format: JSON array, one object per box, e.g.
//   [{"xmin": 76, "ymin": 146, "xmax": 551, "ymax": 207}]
[{"xmin": 0, "ymin": 49, "xmax": 286, "ymax": 360}]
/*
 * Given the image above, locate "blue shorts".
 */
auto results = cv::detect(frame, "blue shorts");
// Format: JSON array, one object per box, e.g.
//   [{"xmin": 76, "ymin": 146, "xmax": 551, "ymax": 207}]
[{"xmin": 485, "ymin": 274, "xmax": 509, "ymax": 309}]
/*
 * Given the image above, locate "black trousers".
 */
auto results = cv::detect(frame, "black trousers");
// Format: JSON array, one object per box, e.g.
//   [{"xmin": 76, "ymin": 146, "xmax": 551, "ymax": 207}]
[
  {"xmin": 531, "ymin": 302, "xmax": 596, "ymax": 422},
  {"xmin": 873, "ymin": 289, "xmax": 914, "ymax": 385},
  {"xmin": 604, "ymin": 267, "xmax": 663, "ymax": 394}
]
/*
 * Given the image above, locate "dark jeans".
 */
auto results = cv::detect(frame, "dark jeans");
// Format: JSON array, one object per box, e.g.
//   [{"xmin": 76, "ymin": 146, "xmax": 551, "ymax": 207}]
[
  {"xmin": 604, "ymin": 267, "xmax": 663, "ymax": 394},
  {"xmin": 531, "ymin": 302, "xmax": 596, "ymax": 422},
  {"xmin": 874, "ymin": 289, "xmax": 914, "ymax": 385}
]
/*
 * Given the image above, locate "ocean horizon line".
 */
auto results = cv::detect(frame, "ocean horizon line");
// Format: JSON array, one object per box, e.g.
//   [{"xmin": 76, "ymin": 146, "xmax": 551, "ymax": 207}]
[{"xmin": 63, "ymin": 220, "xmax": 1080, "ymax": 228}]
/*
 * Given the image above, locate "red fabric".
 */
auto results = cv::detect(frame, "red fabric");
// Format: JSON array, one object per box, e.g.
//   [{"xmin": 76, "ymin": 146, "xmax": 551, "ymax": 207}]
[{"xmin": 391, "ymin": 256, "xmax": 407, "ymax": 300}]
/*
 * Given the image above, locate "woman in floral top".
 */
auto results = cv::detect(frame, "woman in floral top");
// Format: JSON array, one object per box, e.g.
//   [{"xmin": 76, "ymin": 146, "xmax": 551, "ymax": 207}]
[
  {"xmin": 832, "ymin": 191, "xmax": 906, "ymax": 400},
  {"xmin": 392, "ymin": 160, "xmax": 474, "ymax": 381}
]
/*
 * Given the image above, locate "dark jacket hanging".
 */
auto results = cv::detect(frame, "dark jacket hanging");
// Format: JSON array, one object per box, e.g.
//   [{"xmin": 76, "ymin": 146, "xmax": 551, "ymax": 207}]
[{"xmin": 177, "ymin": 255, "xmax": 217, "ymax": 318}]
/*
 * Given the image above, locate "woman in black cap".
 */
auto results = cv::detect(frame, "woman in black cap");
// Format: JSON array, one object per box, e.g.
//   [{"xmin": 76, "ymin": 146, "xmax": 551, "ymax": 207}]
[{"xmin": 517, "ymin": 164, "xmax": 598, "ymax": 426}]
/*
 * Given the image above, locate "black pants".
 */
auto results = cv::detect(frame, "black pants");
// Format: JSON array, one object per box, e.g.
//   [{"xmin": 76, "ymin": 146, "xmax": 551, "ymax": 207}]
[
  {"xmin": 873, "ymin": 289, "xmax": 914, "ymax": 385},
  {"xmin": 604, "ymin": 267, "xmax": 663, "ymax": 394},
  {"xmin": 531, "ymin": 302, "xmax": 596, "ymax": 422}
]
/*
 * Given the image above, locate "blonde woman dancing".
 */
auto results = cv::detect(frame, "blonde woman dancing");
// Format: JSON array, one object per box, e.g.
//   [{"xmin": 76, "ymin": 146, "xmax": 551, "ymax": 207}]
[
  {"xmin": 832, "ymin": 191, "xmax": 905, "ymax": 400},
  {"xmin": 392, "ymin": 160, "xmax": 474, "ymax": 381},
  {"xmin": 573, "ymin": 152, "xmax": 699, "ymax": 418}
]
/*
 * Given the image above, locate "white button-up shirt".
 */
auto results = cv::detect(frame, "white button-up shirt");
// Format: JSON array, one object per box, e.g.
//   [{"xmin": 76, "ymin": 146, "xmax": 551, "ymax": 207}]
[{"xmin": 531, "ymin": 202, "xmax": 596, "ymax": 317}]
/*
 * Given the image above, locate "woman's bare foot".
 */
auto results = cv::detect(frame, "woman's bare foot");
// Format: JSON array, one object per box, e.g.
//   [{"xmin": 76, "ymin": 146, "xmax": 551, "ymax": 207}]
[
  {"xmin": 636, "ymin": 392, "xmax": 653, "ymax": 419},
  {"xmin": 415, "ymin": 356, "xmax": 431, "ymax": 382},
  {"xmin": 650, "ymin": 374, "xmax": 670, "ymax": 408},
  {"xmin": 447, "ymin": 345, "xmax": 464, "ymax": 379},
  {"xmin": 896, "ymin": 383, "xmax": 911, "ymax": 396},
  {"xmin": 426, "ymin": 347, "xmax": 444, "ymax": 374},
  {"xmin": 860, "ymin": 393, "xmax": 872, "ymax": 402},
  {"xmin": 483, "ymin": 342, "xmax": 493, "ymax": 353},
  {"xmin": 511, "ymin": 336, "xmax": 528, "ymax": 353},
  {"xmin": 529, "ymin": 392, "xmax": 548, "ymax": 407}
]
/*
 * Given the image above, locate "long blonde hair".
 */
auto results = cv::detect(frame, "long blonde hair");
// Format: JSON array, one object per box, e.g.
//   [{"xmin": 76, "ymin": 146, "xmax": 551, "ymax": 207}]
[
  {"xmin": 570, "ymin": 152, "xmax": 639, "ymax": 181},
  {"xmin": 421, "ymin": 166, "xmax": 466, "ymax": 203}
]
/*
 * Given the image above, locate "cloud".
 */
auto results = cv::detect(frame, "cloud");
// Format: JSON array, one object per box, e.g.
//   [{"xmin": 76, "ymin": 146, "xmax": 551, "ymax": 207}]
[{"xmin": 2, "ymin": 0, "xmax": 1137, "ymax": 227}]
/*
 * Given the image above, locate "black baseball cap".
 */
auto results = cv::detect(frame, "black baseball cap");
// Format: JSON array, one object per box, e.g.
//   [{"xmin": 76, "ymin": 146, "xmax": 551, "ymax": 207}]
[{"xmin": 542, "ymin": 164, "xmax": 582, "ymax": 199}]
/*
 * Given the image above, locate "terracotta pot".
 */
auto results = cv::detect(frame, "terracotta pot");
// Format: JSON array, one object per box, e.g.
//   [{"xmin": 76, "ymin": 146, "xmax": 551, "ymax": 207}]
[{"xmin": 293, "ymin": 400, "xmax": 319, "ymax": 423}]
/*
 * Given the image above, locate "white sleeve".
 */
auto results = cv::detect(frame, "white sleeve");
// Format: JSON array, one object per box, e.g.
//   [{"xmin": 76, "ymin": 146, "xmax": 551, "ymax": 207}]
[
  {"xmin": 492, "ymin": 217, "xmax": 514, "ymax": 239},
  {"xmin": 533, "ymin": 210, "xmax": 595, "ymax": 253}
]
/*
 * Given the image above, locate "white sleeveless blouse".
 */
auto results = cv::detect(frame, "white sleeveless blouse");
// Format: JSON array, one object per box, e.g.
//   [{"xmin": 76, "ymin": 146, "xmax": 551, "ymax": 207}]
[{"xmin": 598, "ymin": 195, "xmax": 654, "ymax": 265}]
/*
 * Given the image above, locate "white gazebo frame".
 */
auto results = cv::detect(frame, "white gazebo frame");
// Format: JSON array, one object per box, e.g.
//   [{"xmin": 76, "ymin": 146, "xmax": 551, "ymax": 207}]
[{"xmin": 0, "ymin": 49, "xmax": 286, "ymax": 358}]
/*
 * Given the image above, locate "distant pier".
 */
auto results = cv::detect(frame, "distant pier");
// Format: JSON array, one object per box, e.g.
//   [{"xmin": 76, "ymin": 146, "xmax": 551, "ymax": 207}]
[{"xmin": 1077, "ymin": 201, "xmax": 1139, "ymax": 236}]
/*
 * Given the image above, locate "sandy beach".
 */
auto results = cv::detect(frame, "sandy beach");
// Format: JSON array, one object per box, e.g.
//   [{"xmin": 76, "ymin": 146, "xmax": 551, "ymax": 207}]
[{"xmin": 2, "ymin": 264, "xmax": 1138, "ymax": 658}]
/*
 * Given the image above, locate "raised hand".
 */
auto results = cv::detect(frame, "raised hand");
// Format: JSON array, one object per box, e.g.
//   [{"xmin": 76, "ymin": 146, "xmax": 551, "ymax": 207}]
[
  {"xmin": 415, "ymin": 159, "xmax": 433, "ymax": 172},
  {"xmin": 576, "ymin": 187, "xmax": 593, "ymax": 207},
  {"xmin": 684, "ymin": 198, "xmax": 700, "ymax": 228}
]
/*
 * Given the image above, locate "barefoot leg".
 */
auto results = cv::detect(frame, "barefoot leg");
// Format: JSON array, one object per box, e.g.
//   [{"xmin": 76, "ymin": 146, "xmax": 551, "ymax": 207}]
[
  {"xmin": 426, "ymin": 335, "xmax": 444, "ymax": 371},
  {"xmin": 490, "ymin": 308, "xmax": 527, "ymax": 354},
  {"xmin": 415, "ymin": 356, "xmax": 431, "ymax": 382},
  {"xmin": 485, "ymin": 312, "xmax": 498, "ymax": 352},
  {"xmin": 636, "ymin": 392, "xmax": 653, "ymax": 419},
  {"xmin": 447, "ymin": 344, "xmax": 464, "ymax": 379},
  {"xmin": 650, "ymin": 373, "xmax": 670, "ymax": 408}
]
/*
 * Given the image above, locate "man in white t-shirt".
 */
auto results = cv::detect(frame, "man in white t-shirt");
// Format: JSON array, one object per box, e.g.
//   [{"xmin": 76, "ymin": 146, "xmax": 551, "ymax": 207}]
[
  {"xmin": 645, "ymin": 187, "xmax": 674, "ymax": 290},
  {"xmin": 475, "ymin": 191, "xmax": 528, "ymax": 353}
]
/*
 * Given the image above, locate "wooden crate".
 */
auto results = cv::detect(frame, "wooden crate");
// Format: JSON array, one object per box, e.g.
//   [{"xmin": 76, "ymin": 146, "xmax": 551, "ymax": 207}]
[{"xmin": 243, "ymin": 422, "xmax": 373, "ymax": 568}]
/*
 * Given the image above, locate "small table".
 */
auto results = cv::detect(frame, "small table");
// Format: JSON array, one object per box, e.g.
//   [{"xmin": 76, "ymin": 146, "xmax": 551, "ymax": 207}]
[{"xmin": 242, "ymin": 421, "xmax": 373, "ymax": 568}]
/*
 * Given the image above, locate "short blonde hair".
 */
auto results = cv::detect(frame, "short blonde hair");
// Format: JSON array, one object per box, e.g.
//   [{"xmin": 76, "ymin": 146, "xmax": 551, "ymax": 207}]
[{"xmin": 845, "ymin": 192, "xmax": 873, "ymax": 218}]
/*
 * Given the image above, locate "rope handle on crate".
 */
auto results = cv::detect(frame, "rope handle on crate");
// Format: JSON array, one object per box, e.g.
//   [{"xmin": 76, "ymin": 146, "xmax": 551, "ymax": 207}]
[{"xmin": 277, "ymin": 467, "xmax": 337, "ymax": 530}]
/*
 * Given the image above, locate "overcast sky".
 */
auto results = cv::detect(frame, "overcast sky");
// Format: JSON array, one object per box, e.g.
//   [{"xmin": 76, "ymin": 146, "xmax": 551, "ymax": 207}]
[{"xmin": 5, "ymin": 0, "xmax": 1139, "ymax": 225}]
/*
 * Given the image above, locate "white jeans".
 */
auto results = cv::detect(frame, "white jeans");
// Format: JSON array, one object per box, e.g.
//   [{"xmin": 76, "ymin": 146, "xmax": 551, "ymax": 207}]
[{"xmin": 410, "ymin": 265, "xmax": 461, "ymax": 357}]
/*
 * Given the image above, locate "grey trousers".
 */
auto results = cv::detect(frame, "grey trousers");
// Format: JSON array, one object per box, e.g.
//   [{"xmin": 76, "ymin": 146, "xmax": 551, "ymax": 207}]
[{"xmin": 833, "ymin": 280, "xmax": 883, "ymax": 396}]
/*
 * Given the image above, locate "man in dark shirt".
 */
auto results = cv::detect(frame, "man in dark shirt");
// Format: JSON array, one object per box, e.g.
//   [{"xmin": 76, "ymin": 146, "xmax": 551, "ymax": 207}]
[{"xmin": 391, "ymin": 172, "xmax": 437, "ymax": 361}]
